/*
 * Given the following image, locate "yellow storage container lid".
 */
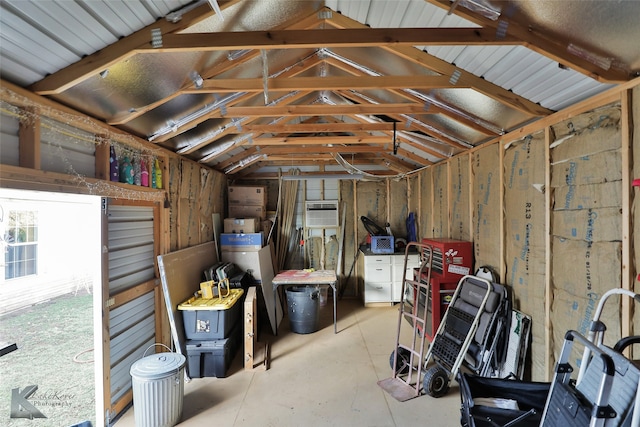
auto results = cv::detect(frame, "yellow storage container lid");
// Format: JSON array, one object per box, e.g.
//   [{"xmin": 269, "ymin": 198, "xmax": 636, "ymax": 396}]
[{"xmin": 178, "ymin": 288, "xmax": 244, "ymax": 311}]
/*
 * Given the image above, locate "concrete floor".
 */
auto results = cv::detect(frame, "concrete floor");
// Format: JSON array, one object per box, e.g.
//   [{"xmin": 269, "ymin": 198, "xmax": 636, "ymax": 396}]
[{"xmin": 115, "ymin": 298, "xmax": 461, "ymax": 427}]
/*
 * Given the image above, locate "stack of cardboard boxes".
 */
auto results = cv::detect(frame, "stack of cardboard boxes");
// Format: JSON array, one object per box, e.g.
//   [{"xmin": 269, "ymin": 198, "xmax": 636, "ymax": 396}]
[
  {"xmin": 220, "ymin": 185, "xmax": 281, "ymax": 335},
  {"xmin": 221, "ymin": 185, "xmax": 267, "ymax": 252}
]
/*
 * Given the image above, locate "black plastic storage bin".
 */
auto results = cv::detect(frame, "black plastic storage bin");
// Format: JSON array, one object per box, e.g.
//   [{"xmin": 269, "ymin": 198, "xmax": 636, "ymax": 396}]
[
  {"xmin": 185, "ymin": 324, "xmax": 240, "ymax": 378},
  {"xmin": 179, "ymin": 288, "xmax": 244, "ymax": 340}
]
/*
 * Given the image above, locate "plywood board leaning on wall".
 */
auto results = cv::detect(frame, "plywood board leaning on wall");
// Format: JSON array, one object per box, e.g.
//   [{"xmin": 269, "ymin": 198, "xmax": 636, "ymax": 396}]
[
  {"xmin": 389, "ymin": 178, "xmax": 409, "ymax": 239},
  {"xmin": 432, "ymin": 163, "xmax": 449, "ymax": 237},
  {"xmin": 472, "ymin": 144, "xmax": 501, "ymax": 271},
  {"xmin": 450, "ymin": 154, "xmax": 471, "ymax": 241},
  {"xmin": 549, "ymin": 104, "xmax": 623, "ymax": 367},
  {"xmin": 419, "ymin": 168, "xmax": 433, "ymax": 239},
  {"xmin": 503, "ymin": 132, "xmax": 547, "ymax": 380}
]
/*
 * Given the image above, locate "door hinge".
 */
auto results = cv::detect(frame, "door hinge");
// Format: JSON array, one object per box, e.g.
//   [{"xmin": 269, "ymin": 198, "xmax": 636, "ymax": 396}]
[{"xmin": 105, "ymin": 298, "xmax": 115, "ymax": 309}]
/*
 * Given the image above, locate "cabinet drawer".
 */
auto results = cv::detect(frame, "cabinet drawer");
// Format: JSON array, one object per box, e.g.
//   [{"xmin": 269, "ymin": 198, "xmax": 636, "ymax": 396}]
[
  {"xmin": 364, "ymin": 282, "xmax": 391, "ymax": 303},
  {"xmin": 365, "ymin": 256, "xmax": 390, "ymax": 267},
  {"xmin": 392, "ymin": 253, "xmax": 420, "ymax": 265},
  {"xmin": 366, "ymin": 264, "xmax": 391, "ymax": 281}
]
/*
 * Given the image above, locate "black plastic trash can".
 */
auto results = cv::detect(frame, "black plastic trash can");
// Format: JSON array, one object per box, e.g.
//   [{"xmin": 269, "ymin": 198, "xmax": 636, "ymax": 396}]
[{"xmin": 286, "ymin": 286, "xmax": 320, "ymax": 334}]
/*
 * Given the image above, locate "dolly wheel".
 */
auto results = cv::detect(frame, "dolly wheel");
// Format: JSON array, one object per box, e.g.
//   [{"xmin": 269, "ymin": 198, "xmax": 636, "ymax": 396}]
[
  {"xmin": 423, "ymin": 366, "xmax": 450, "ymax": 397},
  {"xmin": 389, "ymin": 348, "xmax": 411, "ymax": 375}
]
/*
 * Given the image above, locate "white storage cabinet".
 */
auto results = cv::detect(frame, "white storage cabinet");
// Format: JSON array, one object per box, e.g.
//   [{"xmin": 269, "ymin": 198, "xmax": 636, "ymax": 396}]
[{"xmin": 359, "ymin": 252, "xmax": 421, "ymax": 305}]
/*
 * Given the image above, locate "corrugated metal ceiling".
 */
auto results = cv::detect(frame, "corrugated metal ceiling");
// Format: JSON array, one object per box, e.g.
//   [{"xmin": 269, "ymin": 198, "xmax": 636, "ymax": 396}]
[{"xmin": 1, "ymin": 0, "xmax": 637, "ymax": 179}]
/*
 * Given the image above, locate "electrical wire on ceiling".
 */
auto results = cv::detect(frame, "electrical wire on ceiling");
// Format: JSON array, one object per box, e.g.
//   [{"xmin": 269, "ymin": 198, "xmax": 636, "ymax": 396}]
[{"xmin": 332, "ymin": 153, "xmax": 429, "ymax": 182}]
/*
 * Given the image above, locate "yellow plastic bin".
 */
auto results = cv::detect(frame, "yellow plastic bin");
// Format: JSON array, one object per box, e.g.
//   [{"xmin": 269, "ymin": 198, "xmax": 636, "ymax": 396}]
[{"xmin": 130, "ymin": 348, "xmax": 186, "ymax": 427}]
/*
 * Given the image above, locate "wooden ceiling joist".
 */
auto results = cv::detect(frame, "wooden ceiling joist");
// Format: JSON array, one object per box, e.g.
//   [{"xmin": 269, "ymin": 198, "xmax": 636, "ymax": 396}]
[
  {"xmin": 244, "ymin": 135, "xmax": 392, "ymax": 146},
  {"xmin": 217, "ymin": 103, "xmax": 426, "ymax": 118},
  {"xmin": 144, "ymin": 27, "xmax": 520, "ymax": 53},
  {"xmin": 241, "ymin": 122, "xmax": 397, "ymax": 134},
  {"xmin": 191, "ymin": 75, "xmax": 462, "ymax": 93}
]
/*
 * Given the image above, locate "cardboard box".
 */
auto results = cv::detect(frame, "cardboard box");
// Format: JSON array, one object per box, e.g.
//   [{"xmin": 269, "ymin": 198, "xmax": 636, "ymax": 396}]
[
  {"xmin": 224, "ymin": 217, "xmax": 259, "ymax": 234},
  {"xmin": 228, "ymin": 204, "xmax": 266, "ymax": 220},
  {"xmin": 228, "ymin": 185, "xmax": 267, "ymax": 206},
  {"xmin": 220, "ymin": 232, "xmax": 264, "ymax": 252}
]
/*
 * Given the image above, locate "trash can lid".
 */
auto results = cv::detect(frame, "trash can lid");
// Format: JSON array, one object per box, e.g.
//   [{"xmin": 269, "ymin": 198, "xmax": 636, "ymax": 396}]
[{"xmin": 130, "ymin": 352, "xmax": 186, "ymax": 380}]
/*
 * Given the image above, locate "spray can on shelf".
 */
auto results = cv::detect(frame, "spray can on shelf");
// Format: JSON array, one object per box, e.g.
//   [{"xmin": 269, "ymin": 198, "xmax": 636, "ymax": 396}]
[
  {"xmin": 150, "ymin": 159, "xmax": 157, "ymax": 189},
  {"xmin": 133, "ymin": 157, "xmax": 141, "ymax": 186},
  {"xmin": 152, "ymin": 158, "xmax": 162, "ymax": 189},
  {"xmin": 120, "ymin": 156, "xmax": 134, "ymax": 184},
  {"xmin": 140, "ymin": 158, "xmax": 149, "ymax": 187},
  {"xmin": 109, "ymin": 145, "xmax": 119, "ymax": 182}
]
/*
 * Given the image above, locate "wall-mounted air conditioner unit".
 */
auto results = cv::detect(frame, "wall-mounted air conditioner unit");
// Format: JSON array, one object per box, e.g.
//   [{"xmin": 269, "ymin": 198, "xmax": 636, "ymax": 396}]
[{"xmin": 305, "ymin": 200, "xmax": 339, "ymax": 228}]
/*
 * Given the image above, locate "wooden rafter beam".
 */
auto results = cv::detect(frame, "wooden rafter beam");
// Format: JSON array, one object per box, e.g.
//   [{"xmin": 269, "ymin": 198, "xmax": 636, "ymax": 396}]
[
  {"xmin": 30, "ymin": 1, "xmax": 242, "ymax": 95},
  {"xmin": 213, "ymin": 146, "xmax": 261, "ymax": 170},
  {"xmin": 395, "ymin": 147, "xmax": 433, "ymax": 166},
  {"xmin": 395, "ymin": 135, "xmax": 449, "ymax": 160},
  {"xmin": 325, "ymin": 58, "xmax": 499, "ymax": 136},
  {"xmin": 154, "ymin": 56, "xmax": 324, "ymax": 146},
  {"xmin": 334, "ymin": 89, "xmax": 472, "ymax": 151},
  {"xmin": 107, "ymin": 8, "xmax": 325, "ymax": 126},
  {"xmin": 141, "ymin": 27, "xmax": 520, "ymax": 53},
  {"xmin": 425, "ymin": 0, "xmax": 631, "ymax": 82},
  {"xmin": 378, "ymin": 153, "xmax": 415, "ymax": 172},
  {"xmin": 324, "ymin": 9, "xmax": 552, "ymax": 117}
]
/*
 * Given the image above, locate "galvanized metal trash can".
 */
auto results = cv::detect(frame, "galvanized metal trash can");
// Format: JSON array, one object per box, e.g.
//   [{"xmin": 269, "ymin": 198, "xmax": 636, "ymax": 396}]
[
  {"xmin": 286, "ymin": 286, "xmax": 321, "ymax": 334},
  {"xmin": 130, "ymin": 350, "xmax": 186, "ymax": 427}
]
